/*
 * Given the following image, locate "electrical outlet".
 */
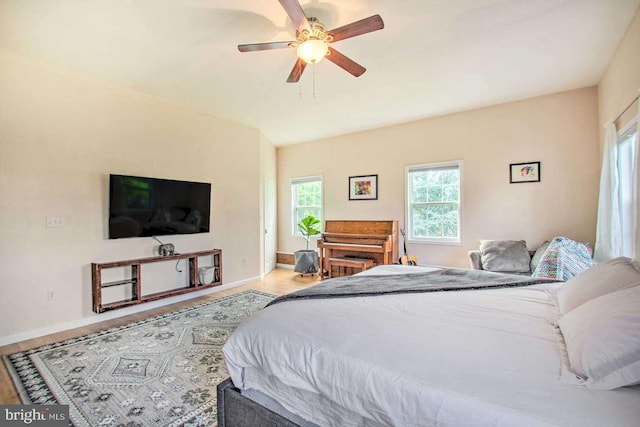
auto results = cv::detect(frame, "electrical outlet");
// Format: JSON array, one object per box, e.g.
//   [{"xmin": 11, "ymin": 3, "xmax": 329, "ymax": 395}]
[
  {"xmin": 46, "ymin": 216, "xmax": 65, "ymax": 228},
  {"xmin": 46, "ymin": 291, "xmax": 55, "ymax": 301}
]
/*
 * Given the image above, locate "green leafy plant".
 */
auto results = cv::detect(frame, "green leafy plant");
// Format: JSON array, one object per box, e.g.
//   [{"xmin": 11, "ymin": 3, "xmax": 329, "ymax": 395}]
[{"xmin": 297, "ymin": 214, "xmax": 321, "ymax": 250}]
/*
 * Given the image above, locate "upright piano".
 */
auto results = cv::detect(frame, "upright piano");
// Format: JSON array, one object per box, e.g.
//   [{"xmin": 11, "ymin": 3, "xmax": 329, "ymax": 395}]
[{"xmin": 317, "ymin": 220, "xmax": 398, "ymax": 277}]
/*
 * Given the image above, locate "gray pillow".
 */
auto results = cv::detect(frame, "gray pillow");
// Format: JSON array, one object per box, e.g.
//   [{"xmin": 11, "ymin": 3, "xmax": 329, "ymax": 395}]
[
  {"xmin": 531, "ymin": 240, "xmax": 551, "ymax": 272},
  {"xmin": 479, "ymin": 240, "xmax": 531, "ymax": 273}
]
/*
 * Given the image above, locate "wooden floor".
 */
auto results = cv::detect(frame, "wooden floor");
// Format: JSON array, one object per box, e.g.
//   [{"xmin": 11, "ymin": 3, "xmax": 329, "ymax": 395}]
[{"xmin": 0, "ymin": 268, "xmax": 319, "ymax": 404}]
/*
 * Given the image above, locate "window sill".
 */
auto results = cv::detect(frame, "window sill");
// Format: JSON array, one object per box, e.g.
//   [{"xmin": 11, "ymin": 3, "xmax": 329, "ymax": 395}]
[{"xmin": 407, "ymin": 239, "xmax": 462, "ymax": 246}]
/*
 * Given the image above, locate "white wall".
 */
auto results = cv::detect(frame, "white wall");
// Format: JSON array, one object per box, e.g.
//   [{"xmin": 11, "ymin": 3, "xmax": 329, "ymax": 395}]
[
  {"xmin": 598, "ymin": 8, "xmax": 640, "ymax": 129},
  {"xmin": 0, "ymin": 50, "xmax": 272, "ymax": 340},
  {"xmin": 277, "ymin": 87, "xmax": 600, "ymax": 268}
]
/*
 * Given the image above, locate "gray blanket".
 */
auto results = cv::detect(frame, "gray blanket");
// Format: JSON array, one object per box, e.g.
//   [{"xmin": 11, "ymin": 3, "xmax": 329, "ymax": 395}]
[{"xmin": 267, "ymin": 268, "xmax": 559, "ymax": 307}]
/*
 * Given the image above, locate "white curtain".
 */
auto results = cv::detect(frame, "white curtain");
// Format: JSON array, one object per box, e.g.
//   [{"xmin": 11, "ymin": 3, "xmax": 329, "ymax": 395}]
[
  {"xmin": 594, "ymin": 99, "xmax": 640, "ymax": 262},
  {"xmin": 593, "ymin": 121, "xmax": 620, "ymax": 262},
  {"xmin": 633, "ymin": 99, "xmax": 640, "ymax": 259}
]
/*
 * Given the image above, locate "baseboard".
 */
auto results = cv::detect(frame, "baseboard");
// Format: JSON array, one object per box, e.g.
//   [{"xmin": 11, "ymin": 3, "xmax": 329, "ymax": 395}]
[
  {"xmin": 276, "ymin": 263, "xmax": 294, "ymax": 270},
  {"xmin": 276, "ymin": 252, "xmax": 294, "ymax": 266},
  {"xmin": 0, "ymin": 276, "xmax": 259, "ymax": 347}
]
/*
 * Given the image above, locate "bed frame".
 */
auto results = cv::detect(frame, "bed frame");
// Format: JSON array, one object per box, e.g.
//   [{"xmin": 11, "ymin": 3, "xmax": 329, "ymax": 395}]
[{"xmin": 217, "ymin": 378, "xmax": 302, "ymax": 427}]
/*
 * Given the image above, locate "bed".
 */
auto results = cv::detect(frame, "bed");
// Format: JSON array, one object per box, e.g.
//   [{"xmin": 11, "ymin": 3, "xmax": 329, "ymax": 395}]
[{"xmin": 219, "ymin": 264, "xmax": 640, "ymax": 426}]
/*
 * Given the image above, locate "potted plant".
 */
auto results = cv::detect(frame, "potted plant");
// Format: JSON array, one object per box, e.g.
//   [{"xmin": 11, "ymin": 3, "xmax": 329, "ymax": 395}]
[{"xmin": 294, "ymin": 214, "xmax": 321, "ymax": 275}]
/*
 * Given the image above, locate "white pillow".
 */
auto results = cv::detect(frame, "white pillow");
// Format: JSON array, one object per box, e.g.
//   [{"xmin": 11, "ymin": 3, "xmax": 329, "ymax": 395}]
[
  {"xmin": 558, "ymin": 285, "xmax": 640, "ymax": 390},
  {"xmin": 556, "ymin": 257, "xmax": 640, "ymax": 314}
]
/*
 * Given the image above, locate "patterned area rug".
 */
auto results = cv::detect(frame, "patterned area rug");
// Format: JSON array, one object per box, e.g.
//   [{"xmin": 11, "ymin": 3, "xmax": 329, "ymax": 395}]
[{"xmin": 3, "ymin": 290, "xmax": 273, "ymax": 427}]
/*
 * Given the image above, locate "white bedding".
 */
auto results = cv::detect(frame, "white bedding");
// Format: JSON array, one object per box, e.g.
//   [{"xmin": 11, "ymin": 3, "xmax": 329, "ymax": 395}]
[{"xmin": 223, "ymin": 265, "xmax": 640, "ymax": 426}]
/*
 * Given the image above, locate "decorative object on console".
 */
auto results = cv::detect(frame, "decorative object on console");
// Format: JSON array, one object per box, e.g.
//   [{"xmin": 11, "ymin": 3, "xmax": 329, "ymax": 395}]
[
  {"xmin": 153, "ymin": 236, "xmax": 175, "ymax": 256},
  {"xmin": 509, "ymin": 161, "xmax": 540, "ymax": 183},
  {"xmin": 198, "ymin": 266, "xmax": 218, "ymax": 285},
  {"xmin": 294, "ymin": 214, "xmax": 321, "ymax": 275},
  {"xmin": 349, "ymin": 174, "xmax": 378, "ymax": 200}
]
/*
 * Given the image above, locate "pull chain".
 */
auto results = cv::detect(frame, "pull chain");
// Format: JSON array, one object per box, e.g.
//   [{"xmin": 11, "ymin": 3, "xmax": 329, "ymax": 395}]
[
  {"xmin": 312, "ymin": 63, "xmax": 317, "ymax": 99},
  {"xmin": 296, "ymin": 64, "xmax": 318, "ymax": 99}
]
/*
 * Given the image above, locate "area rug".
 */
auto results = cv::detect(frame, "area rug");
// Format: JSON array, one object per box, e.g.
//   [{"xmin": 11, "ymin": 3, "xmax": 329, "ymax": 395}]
[{"xmin": 3, "ymin": 290, "xmax": 274, "ymax": 427}]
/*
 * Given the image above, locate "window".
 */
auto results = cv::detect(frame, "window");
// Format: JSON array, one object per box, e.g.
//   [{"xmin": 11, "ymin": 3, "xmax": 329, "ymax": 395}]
[
  {"xmin": 291, "ymin": 176, "xmax": 323, "ymax": 235},
  {"xmin": 618, "ymin": 120, "xmax": 638, "ymax": 257},
  {"xmin": 406, "ymin": 161, "xmax": 461, "ymax": 243}
]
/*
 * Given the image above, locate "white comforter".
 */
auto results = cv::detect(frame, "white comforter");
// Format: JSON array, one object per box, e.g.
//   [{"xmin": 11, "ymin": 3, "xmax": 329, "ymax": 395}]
[{"xmin": 223, "ymin": 266, "xmax": 640, "ymax": 426}]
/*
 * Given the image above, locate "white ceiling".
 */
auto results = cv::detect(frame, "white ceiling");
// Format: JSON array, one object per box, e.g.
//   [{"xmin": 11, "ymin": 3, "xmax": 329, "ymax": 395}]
[{"xmin": 1, "ymin": 0, "xmax": 639, "ymax": 145}]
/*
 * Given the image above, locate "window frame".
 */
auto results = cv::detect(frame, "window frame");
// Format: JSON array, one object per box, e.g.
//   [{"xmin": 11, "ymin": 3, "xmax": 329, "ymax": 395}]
[
  {"xmin": 405, "ymin": 160, "xmax": 463, "ymax": 245},
  {"xmin": 290, "ymin": 175, "xmax": 323, "ymax": 237}
]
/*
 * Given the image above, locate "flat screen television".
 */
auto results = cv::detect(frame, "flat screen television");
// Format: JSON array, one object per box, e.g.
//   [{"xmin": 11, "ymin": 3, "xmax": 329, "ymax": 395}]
[{"xmin": 109, "ymin": 174, "xmax": 211, "ymax": 239}]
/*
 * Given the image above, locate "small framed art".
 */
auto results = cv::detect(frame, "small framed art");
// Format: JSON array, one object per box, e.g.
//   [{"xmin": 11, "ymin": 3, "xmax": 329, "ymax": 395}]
[
  {"xmin": 509, "ymin": 162, "xmax": 540, "ymax": 183},
  {"xmin": 349, "ymin": 174, "xmax": 378, "ymax": 200}
]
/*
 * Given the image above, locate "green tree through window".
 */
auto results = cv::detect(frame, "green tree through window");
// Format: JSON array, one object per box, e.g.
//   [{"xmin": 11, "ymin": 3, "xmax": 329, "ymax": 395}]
[
  {"xmin": 407, "ymin": 162, "xmax": 461, "ymax": 242},
  {"xmin": 291, "ymin": 176, "xmax": 323, "ymax": 235}
]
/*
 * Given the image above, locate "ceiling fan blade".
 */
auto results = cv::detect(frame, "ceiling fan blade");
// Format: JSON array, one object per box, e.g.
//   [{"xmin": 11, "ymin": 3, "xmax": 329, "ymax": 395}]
[
  {"xmin": 326, "ymin": 47, "xmax": 366, "ymax": 77},
  {"xmin": 238, "ymin": 41, "xmax": 295, "ymax": 52},
  {"xmin": 328, "ymin": 15, "xmax": 384, "ymax": 43},
  {"xmin": 279, "ymin": 0, "xmax": 310, "ymax": 32},
  {"xmin": 286, "ymin": 58, "xmax": 307, "ymax": 83}
]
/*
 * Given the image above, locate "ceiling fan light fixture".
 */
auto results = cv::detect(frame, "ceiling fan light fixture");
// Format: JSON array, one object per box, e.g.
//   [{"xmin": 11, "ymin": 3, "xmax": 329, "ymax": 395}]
[
  {"xmin": 297, "ymin": 39, "xmax": 328, "ymax": 64},
  {"xmin": 237, "ymin": 1, "xmax": 384, "ymax": 83}
]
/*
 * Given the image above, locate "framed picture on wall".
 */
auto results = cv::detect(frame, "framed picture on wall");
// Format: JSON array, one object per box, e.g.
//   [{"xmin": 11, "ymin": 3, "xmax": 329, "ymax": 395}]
[
  {"xmin": 349, "ymin": 174, "xmax": 378, "ymax": 200},
  {"xmin": 509, "ymin": 161, "xmax": 540, "ymax": 183}
]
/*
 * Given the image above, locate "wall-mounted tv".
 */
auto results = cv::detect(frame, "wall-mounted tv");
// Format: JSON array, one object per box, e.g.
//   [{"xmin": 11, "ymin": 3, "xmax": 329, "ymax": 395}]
[{"xmin": 109, "ymin": 174, "xmax": 211, "ymax": 239}]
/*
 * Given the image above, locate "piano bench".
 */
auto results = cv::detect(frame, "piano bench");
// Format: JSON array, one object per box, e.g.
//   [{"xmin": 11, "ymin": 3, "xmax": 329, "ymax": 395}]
[{"xmin": 328, "ymin": 257, "xmax": 375, "ymax": 278}]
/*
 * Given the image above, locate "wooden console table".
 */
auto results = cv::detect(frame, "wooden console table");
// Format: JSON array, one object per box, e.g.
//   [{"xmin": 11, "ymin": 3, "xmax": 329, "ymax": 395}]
[{"xmin": 91, "ymin": 249, "xmax": 222, "ymax": 313}]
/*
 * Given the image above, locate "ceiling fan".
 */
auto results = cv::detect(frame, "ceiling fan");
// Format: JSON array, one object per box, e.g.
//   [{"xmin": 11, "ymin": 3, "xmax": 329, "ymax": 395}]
[{"xmin": 238, "ymin": 0, "xmax": 384, "ymax": 83}]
